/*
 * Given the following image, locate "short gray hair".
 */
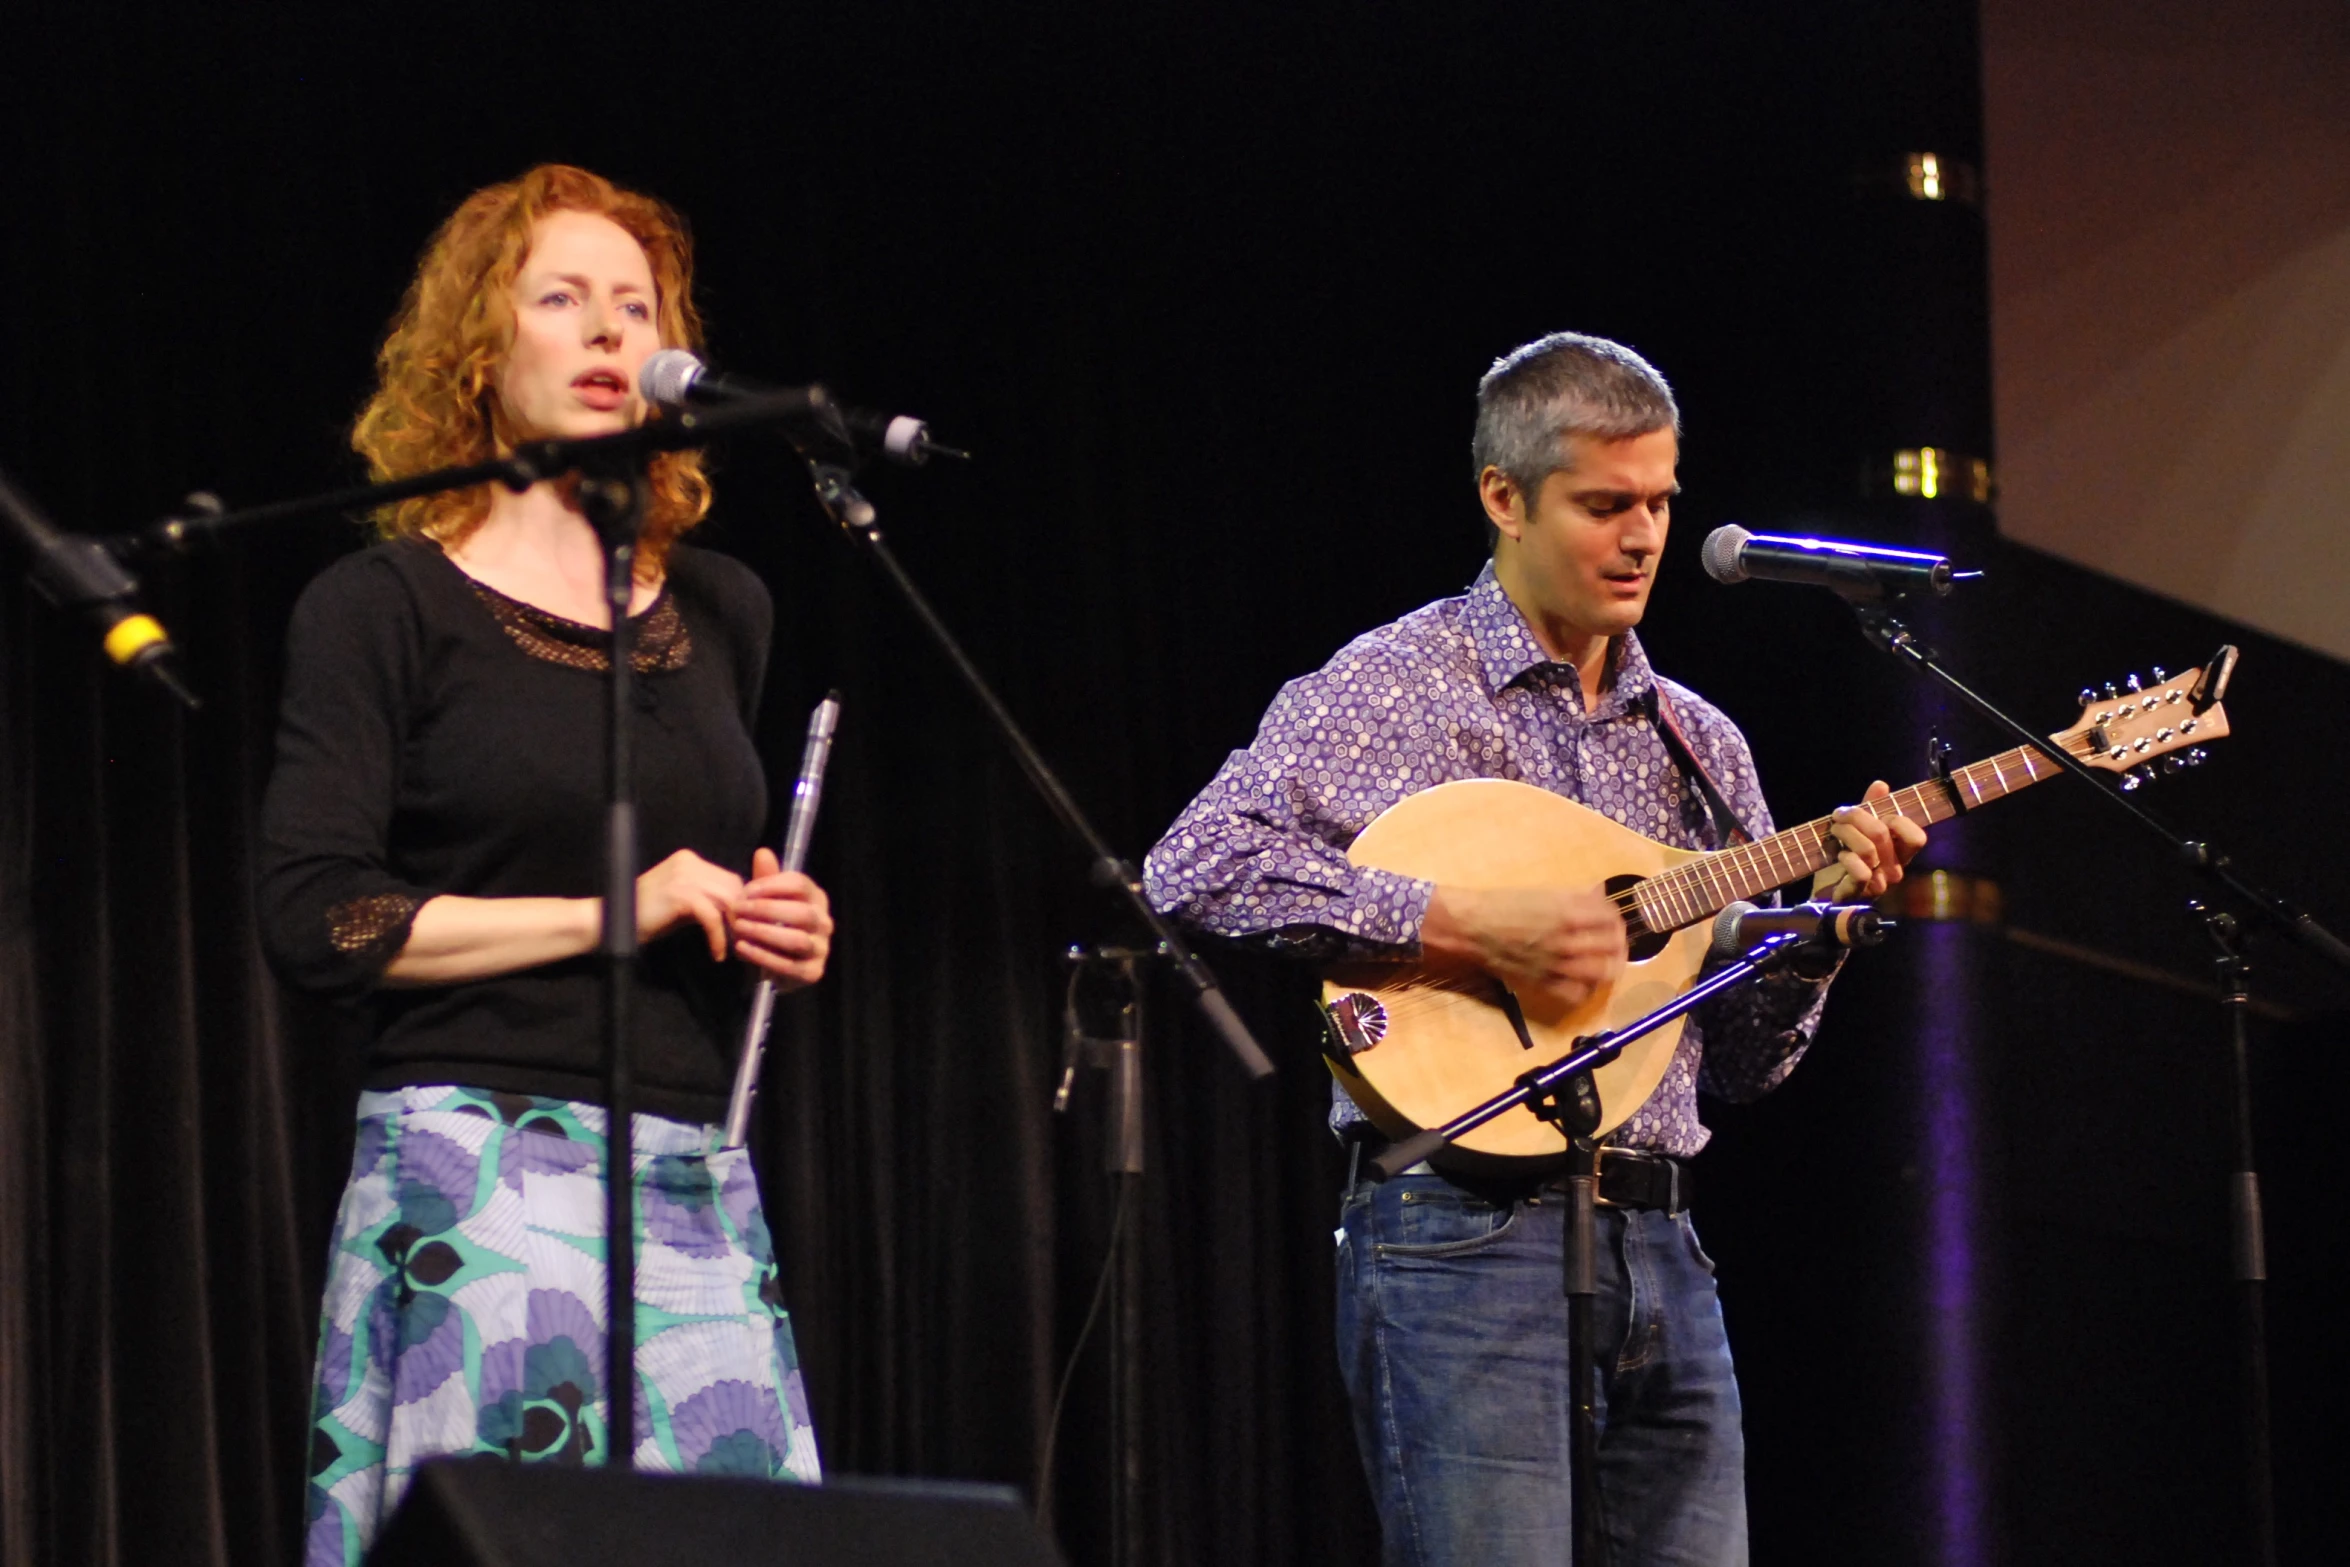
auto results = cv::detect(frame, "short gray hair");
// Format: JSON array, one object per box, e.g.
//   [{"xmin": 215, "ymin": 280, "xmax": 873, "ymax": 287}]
[{"xmin": 1472, "ymin": 332, "xmax": 1680, "ymax": 501}]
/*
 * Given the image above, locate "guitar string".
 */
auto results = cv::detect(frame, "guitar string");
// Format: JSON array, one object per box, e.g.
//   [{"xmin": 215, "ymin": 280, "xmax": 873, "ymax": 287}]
[{"xmin": 1609, "ymin": 733, "xmax": 2100, "ymax": 933}]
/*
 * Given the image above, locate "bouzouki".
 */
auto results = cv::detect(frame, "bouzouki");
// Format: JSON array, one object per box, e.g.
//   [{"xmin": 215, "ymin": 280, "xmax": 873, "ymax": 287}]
[{"xmin": 1320, "ymin": 659, "xmax": 2235, "ymax": 1173}]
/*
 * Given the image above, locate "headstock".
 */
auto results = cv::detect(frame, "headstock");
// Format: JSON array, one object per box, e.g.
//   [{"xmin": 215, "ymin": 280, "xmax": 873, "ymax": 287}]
[{"xmin": 2050, "ymin": 647, "xmax": 2236, "ymax": 791}]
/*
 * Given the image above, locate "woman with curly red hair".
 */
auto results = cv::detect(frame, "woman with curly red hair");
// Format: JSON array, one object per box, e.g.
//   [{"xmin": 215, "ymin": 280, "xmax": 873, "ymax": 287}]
[{"xmin": 258, "ymin": 165, "xmax": 830, "ymax": 1566}]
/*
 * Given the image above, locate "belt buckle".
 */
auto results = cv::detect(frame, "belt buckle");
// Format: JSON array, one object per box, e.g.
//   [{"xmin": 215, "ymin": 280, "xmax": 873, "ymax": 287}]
[
  {"xmin": 1592, "ymin": 1146, "xmax": 1680, "ymax": 1214},
  {"xmin": 1590, "ymin": 1144, "xmax": 1625, "ymax": 1210}
]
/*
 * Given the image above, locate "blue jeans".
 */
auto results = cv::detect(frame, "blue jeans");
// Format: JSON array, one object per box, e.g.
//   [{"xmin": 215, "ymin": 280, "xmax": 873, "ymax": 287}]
[{"xmin": 1336, "ymin": 1168, "xmax": 1748, "ymax": 1566}]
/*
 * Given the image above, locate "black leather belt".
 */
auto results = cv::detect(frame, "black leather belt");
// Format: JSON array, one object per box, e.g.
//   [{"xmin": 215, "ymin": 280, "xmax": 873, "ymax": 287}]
[
  {"xmin": 1344, "ymin": 1129, "xmax": 1690, "ymax": 1215},
  {"xmin": 1543, "ymin": 1146, "xmax": 1690, "ymax": 1216}
]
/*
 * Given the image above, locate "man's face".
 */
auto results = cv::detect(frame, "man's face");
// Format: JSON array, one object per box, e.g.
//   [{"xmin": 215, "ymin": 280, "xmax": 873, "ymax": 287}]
[{"xmin": 1487, "ymin": 427, "xmax": 1679, "ymax": 645}]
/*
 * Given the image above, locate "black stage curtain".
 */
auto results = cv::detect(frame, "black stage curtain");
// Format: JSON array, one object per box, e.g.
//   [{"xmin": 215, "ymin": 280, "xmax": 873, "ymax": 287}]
[{"xmin": 5, "ymin": 6, "xmax": 2345, "ymax": 1566}]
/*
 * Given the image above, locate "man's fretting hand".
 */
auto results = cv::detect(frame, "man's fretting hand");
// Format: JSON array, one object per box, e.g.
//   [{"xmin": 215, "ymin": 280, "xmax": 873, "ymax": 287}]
[
  {"xmin": 1810, "ymin": 780, "xmax": 1928, "ymax": 903},
  {"xmin": 1420, "ymin": 884, "xmax": 1629, "ymax": 1012}
]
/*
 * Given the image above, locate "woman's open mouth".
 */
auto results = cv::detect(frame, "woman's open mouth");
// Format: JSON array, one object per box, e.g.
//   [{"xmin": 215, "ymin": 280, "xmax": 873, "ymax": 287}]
[{"xmin": 572, "ymin": 368, "xmax": 629, "ymax": 411}]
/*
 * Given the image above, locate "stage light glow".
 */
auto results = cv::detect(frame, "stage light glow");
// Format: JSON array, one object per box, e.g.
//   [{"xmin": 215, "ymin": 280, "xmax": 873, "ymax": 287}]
[{"xmin": 1888, "ymin": 448, "xmax": 1994, "ymax": 505}]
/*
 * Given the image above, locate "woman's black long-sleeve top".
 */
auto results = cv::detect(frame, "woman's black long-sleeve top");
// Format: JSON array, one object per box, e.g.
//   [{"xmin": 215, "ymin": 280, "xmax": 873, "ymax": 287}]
[{"xmin": 256, "ymin": 536, "xmax": 771, "ymax": 1123}]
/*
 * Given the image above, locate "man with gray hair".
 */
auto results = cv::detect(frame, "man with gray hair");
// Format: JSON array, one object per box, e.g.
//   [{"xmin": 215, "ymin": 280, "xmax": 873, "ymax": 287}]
[{"xmin": 1145, "ymin": 331, "xmax": 1923, "ymax": 1563}]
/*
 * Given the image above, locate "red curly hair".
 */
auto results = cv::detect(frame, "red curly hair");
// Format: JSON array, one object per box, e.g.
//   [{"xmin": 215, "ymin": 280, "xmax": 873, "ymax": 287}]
[{"xmin": 353, "ymin": 164, "xmax": 711, "ymax": 575}]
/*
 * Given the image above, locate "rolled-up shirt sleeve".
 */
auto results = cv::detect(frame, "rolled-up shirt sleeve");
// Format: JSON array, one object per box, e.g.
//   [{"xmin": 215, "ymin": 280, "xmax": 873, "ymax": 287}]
[{"xmin": 255, "ymin": 555, "xmax": 437, "ymax": 999}]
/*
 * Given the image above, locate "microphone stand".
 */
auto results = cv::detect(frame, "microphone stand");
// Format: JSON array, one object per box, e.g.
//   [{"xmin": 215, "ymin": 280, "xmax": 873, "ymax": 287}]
[
  {"xmin": 789, "ymin": 456, "xmax": 1275, "ymax": 1082},
  {"xmin": 1369, "ymin": 933, "xmax": 1841, "ymax": 1567},
  {"xmin": 1053, "ymin": 944, "xmax": 1156, "ymax": 1567},
  {"xmin": 1847, "ymin": 595, "xmax": 2345, "ymax": 1567},
  {"xmin": 579, "ymin": 461, "xmax": 647, "ymax": 1471}
]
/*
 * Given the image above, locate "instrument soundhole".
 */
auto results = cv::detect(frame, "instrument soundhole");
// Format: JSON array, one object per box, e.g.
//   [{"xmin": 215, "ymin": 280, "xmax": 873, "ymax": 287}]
[
  {"xmin": 1606, "ymin": 873, "xmax": 1672, "ymax": 962},
  {"xmin": 1325, "ymin": 992, "xmax": 1389, "ymax": 1055}
]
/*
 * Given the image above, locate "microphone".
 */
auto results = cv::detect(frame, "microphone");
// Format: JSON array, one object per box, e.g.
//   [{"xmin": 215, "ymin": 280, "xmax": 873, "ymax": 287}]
[
  {"xmin": 1701, "ymin": 523, "xmax": 1977, "ymax": 602},
  {"xmin": 1708, "ymin": 899, "xmax": 1891, "ymax": 962},
  {"xmin": 640, "ymin": 350, "xmax": 968, "ymax": 465},
  {"xmin": 0, "ymin": 465, "xmax": 198, "ymax": 709}
]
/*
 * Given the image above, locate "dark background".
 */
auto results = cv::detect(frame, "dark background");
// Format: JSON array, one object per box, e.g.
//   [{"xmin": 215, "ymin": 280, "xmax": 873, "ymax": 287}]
[{"xmin": 3, "ymin": 4, "xmax": 2345, "ymax": 1564}]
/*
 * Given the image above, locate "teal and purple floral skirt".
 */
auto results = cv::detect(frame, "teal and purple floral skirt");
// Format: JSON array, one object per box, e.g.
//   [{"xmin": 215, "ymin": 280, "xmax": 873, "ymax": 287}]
[{"xmin": 304, "ymin": 1084, "xmax": 821, "ymax": 1566}]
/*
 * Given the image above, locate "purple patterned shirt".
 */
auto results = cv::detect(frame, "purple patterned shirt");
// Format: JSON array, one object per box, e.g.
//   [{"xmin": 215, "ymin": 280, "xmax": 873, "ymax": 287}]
[{"xmin": 1144, "ymin": 562, "xmax": 1831, "ymax": 1156}]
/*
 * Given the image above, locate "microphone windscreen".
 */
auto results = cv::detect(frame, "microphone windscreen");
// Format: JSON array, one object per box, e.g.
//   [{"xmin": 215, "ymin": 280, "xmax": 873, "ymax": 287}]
[
  {"xmin": 638, "ymin": 349, "xmax": 706, "ymax": 408},
  {"xmin": 1700, "ymin": 524, "xmax": 1752, "ymax": 585},
  {"xmin": 1709, "ymin": 899, "xmax": 1761, "ymax": 961}
]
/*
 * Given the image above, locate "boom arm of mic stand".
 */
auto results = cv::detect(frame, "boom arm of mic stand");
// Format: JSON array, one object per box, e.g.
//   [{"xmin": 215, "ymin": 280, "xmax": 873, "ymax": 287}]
[
  {"xmin": 801, "ymin": 462, "xmax": 1276, "ymax": 1081},
  {"xmin": 116, "ymin": 389, "xmax": 832, "ymax": 559},
  {"xmin": 1851, "ymin": 604, "xmax": 2350, "ymax": 974},
  {"xmin": 1372, "ymin": 935, "xmax": 1807, "ymax": 1177}
]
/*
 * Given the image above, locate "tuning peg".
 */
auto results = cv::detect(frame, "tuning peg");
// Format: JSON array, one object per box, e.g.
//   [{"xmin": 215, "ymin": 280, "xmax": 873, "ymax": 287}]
[
  {"xmin": 2078, "ymin": 687, "xmax": 2097, "ymax": 706},
  {"xmin": 2104, "ymin": 681, "xmax": 2121, "ymax": 700},
  {"xmin": 2126, "ymin": 673, "xmax": 2144, "ymax": 693},
  {"xmin": 2186, "ymin": 747, "xmax": 2208, "ymax": 767},
  {"xmin": 2119, "ymin": 770, "xmax": 2143, "ymax": 791},
  {"xmin": 2151, "ymin": 665, "xmax": 2168, "ymax": 683}
]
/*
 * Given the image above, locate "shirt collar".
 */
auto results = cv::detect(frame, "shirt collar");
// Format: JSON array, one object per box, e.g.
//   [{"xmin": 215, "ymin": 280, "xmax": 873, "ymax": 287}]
[{"xmin": 1462, "ymin": 560, "xmax": 1656, "ymax": 718}]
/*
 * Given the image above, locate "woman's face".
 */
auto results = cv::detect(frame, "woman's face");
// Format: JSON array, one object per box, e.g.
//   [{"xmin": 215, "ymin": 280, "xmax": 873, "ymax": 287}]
[{"xmin": 497, "ymin": 209, "xmax": 663, "ymax": 441}]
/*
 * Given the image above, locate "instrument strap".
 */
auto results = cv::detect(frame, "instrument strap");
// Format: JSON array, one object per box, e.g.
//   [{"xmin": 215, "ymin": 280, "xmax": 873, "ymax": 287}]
[{"xmin": 1648, "ymin": 684, "xmax": 1757, "ymax": 850}]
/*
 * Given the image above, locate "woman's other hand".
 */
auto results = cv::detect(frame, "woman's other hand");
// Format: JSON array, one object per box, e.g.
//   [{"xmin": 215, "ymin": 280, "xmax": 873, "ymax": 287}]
[{"xmin": 636, "ymin": 848, "xmax": 746, "ymax": 959}]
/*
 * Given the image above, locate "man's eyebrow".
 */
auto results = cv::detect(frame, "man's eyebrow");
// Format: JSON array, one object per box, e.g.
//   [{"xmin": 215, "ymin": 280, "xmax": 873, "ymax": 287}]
[{"xmin": 1569, "ymin": 482, "xmax": 1681, "ymax": 500}]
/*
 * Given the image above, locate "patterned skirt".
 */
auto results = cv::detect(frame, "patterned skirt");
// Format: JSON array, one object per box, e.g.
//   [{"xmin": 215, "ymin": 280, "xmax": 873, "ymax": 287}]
[{"xmin": 304, "ymin": 1084, "xmax": 821, "ymax": 1567}]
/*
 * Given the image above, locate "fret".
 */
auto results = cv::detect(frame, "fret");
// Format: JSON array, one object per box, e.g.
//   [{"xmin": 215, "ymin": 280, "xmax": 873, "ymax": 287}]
[
  {"xmin": 1656, "ymin": 872, "xmax": 1686, "ymax": 925},
  {"xmin": 1632, "ymin": 724, "xmax": 2100, "ymax": 936}
]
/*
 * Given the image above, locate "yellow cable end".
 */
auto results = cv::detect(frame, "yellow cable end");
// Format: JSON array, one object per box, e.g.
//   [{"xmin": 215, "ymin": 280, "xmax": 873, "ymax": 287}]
[{"xmin": 103, "ymin": 613, "xmax": 169, "ymax": 666}]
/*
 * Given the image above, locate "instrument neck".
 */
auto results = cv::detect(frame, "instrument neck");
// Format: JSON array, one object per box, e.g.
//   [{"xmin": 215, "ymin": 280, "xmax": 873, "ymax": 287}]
[{"xmin": 1632, "ymin": 741, "xmax": 2061, "ymax": 934}]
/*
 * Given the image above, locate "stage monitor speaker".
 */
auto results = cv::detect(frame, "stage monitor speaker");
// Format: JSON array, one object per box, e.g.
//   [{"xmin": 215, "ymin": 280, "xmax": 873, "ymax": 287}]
[{"xmin": 366, "ymin": 1457, "xmax": 1067, "ymax": 1566}]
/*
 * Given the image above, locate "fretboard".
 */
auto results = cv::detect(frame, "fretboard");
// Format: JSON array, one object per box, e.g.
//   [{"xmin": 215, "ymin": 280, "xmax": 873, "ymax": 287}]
[{"xmin": 1631, "ymin": 739, "xmax": 2070, "ymax": 935}]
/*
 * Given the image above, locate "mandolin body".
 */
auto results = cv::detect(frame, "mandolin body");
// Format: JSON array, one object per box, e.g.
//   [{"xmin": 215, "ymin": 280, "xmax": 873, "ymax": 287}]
[{"xmin": 1320, "ymin": 778, "xmax": 1717, "ymax": 1173}]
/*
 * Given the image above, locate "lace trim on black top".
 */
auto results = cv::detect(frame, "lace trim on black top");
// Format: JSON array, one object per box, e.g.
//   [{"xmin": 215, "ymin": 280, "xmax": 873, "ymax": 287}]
[
  {"xmin": 327, "ymin": 891, "xmax": 421, "ymax": 956},
  {"xmin": 465, "ymin": 579, "xmax": 693, "ymax": 673}
]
